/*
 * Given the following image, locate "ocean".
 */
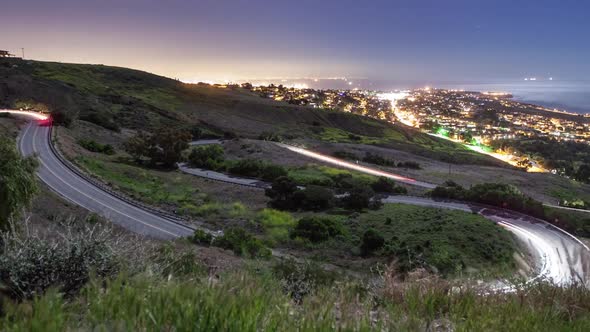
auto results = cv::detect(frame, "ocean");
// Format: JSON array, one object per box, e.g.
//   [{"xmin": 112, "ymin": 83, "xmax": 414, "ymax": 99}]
[{"xmin": 248, "ymin": 78, "xmax": 590, "ymax": 114}]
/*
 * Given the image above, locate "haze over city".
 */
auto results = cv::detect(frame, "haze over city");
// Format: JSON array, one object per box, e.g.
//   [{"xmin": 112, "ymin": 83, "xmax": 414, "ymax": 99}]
[{"xmin": 2, "ymin": 0, "xmax": 589, "ymax": 82}]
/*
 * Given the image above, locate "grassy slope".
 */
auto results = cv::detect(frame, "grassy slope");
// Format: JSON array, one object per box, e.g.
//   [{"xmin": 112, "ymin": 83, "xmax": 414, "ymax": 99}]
[
  {"xmin": 3, "ymin": 270, "xmax": 589, "ymax": 331},
  {"xmin": 0, "ymin": 58, "xmax": 500, "ymax": 166},
  {"xmin": 299, "ymin": 204, "xmax": 518, "ymax": 276}
]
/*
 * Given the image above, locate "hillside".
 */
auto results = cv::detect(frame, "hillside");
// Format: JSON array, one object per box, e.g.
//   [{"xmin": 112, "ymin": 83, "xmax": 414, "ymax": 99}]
[{"xmin": 0, "ymin": 58, "xmax": 502, "ymax": 166}]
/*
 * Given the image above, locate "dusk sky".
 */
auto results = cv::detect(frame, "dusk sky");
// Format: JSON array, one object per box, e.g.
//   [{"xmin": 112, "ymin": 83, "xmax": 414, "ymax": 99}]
[{"xmin": 1, "ymin": 0, "xmax": 589, "ymax": 83}]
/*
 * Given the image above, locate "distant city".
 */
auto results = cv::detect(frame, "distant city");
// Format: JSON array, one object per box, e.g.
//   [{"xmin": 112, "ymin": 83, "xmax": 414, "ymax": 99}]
[{"xmin": 206, "ymin": 81, "xmax": 590, "ymax": 173}]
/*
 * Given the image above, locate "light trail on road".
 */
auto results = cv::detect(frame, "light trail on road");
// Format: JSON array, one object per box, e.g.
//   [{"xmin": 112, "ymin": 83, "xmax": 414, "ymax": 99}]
[{"xmin": 277, "ymin": 143, "xmax": 436, "ymax": 188}]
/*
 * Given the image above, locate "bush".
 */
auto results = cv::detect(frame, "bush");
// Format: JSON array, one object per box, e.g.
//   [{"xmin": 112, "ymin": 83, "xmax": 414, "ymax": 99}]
[
  {"xmin": 341, "ymin": 181, "xmax": 375, "ymax": 210},
  {"xmin": 363, "ymin": 153, "xmax": 395, "ymax": 167},
  {"xmin": 190, "ymin": 229, "xmax": 213, "ymax": 246},
  {"xmin": 260, "ymin": 164, "xmax": 288, "ymax": 182},
  {"xmin": 78, "ymin": 139, "xmax": 115, "ymax": 155},
  {"xmin": 258, "ymin": 132, "xmax": 283, "ymax": 142},
  {"xmin": 296, "ymin": 185, "xmax": 335, "ymax": 211},
  {"xmin": 0, "ymin": 224, "xmax": 119, "ymax": 299},
  {"xmin": 360, "ymin": 229, "xmax": 385, "ymax": 256},
  {"xmin": 227, "ymin": 159, "xmax": 287, "ymax": 182},
  {"xmin": 187, "ymin": 145, "xmax": 225, "ymax": 170},
  {"xmin": 291, "ymin": 217, "xmax": 343, "ymax": 243},
  {"xmin": 266, "ymin": 176, "xmax": 301, "ymax": 210},
  {"xmin": 212, "ymin": 227, "xmax": 271, "ymax": 259},
  {"xmin": 257, "ymin": 209, "xmax": 296, "ymax": 244},
  {"xmin": 333, "ymin": 150, "xmax": 359, "ymax": 160},
  {"xmin": 371, "ymin": 177, "xmax": 408, "ymax": 194}
]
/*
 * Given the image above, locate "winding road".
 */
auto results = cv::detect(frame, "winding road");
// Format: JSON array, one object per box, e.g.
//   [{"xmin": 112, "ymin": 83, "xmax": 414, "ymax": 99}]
[
  {"xmin": 4, "ymin": 110, "xmax": 590, "ymax": 287},
  {"xmin": 10, "ymin": 112, "xmax": 195, "ymax": 239}
]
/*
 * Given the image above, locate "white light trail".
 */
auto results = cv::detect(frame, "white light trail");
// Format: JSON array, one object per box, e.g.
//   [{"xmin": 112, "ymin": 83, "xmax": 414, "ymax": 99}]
[
  {"xmin": 277, "ymin": 143, "xmax": 436, "ymax": 188},
  {"xmin": 0, "ymin": 109, "xmax": 49, "ymax": 120}
]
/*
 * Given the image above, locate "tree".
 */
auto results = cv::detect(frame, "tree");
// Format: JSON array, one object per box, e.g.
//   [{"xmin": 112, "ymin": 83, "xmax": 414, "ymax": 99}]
[
  {"xmin": 188, "ymin": 145, "xmax": 225, "ymax": 170},
  {"xmin": 265, "ymin": 176, "xmax": 300, "ymax": 210},
  {"xmin": 575, "ymin": 164, "xmax": 590, "ymax": 182},
  {"xmin": 371, "ymin": 177, "xmax": 407, "ymax": 194},
  {"xmin": 151, "ymin": 128, "xmax": 192, "ymax": 168},
  {"xmin": 297, "ymin": 185, "xmax": 335, "ymax": 211},
  {"xmin": 0, "ymin": 136, "xmax": 38, "ymax": 228},
  {"xmin": 124, "ymin": 128, "xmax": 191, "ymax": 168},
  {"xmin": 360, "ymin": 229, "xmax": 385, "ymax": 256},
  {"xmin": 341, "ymin": 181, "xmax": 375, "ymax": 210},
  {"xmin": 124, "ymin": 131, "xmax": 150, "ymax": 163}
]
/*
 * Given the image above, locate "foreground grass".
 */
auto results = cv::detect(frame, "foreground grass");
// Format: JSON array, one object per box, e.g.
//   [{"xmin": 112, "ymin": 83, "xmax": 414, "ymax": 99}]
[{"xmin": 2, "ymin": 269, "xmax": 590, "ymax": 331}]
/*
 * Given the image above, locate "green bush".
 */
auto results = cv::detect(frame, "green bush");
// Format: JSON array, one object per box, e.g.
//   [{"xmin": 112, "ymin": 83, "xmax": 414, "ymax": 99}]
[
  {"xmin": 332, "ymin": 150, "xmax": 359, "ymax": 160},
  {"xmin": 78, "ymin": 139, "xmax": 115, "ymax": 155},
  {"xmin": 291, "ymin": 217, "xmax": 343, "ymax": 243},
  {"xmin": 371, "ymin": 177, "xmax": 408, "ymax": 194},
  {"xmin": 212, "ymin": 227, "xmax": 271, "ymax": 259},
  {"xmin": 257, "ymin": 209, "xmax": 296, "ymax": 244},
  {"xmin": 0, "ymin": 224, "xmax": 119, "ymax": 299},
  {"xmin": 363, "ymin": 152, "xmax": 395, "ymax": 167},
  {"xmin": 191, "ymin": 229, "xmax": 213, "ymax": 246},
  {"xmin": 341, "ymin": 181, "xmax": 375, "ymax": 210},
  {"xmin": 187, "ymin": 145, "xmax": 225, "ymax": 170},
  {"xmin": 295, "ymin": 185, "xmax": 336, "ymax": 211}
]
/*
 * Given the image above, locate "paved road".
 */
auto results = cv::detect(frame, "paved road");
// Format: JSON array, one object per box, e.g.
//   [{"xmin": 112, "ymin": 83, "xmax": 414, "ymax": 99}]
[
  {"xmin": 17, "ymin": 119, "xmax": 194, "ymax": 239},
  {"xmin": 7, "ymin": 111, "xmax": 589, "ymax": 287}
]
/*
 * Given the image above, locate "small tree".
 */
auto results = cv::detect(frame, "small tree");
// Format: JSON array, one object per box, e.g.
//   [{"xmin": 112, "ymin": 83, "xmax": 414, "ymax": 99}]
[
  {"xmin": 265, "ymin": 176, "xmax": 301, "ymax": 210},
  {"xmin": 341, "ymin": 181, "xmax": 374, "ymax": 210}
]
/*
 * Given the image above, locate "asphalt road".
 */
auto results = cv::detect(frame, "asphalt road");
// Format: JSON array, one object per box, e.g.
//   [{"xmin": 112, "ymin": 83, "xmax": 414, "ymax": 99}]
[
  {"xmin": 6, "ymin": 111, "xmax": 589, "ymax": 287},
  {"xmin": 18, "ymin": 120, "xmax": 194, "ymax": 239}
]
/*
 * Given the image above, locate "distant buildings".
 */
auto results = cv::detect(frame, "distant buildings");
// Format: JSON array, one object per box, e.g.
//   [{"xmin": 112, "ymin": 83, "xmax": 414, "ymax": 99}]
[{"xmin": 0, "ymin": 50, "xmax": 18, "ymax": 58}]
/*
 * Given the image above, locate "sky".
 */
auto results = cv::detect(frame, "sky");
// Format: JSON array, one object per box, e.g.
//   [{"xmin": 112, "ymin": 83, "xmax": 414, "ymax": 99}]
[{"xmin": 1, "ymin": 0, "xmax": 589, "ymax": 83}]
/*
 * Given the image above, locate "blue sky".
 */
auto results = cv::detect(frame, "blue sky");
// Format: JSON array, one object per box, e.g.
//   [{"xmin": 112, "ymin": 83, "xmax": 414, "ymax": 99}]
[{"xmin": 1, "ymin": 0, "xmax": 588, "ymax": 82}]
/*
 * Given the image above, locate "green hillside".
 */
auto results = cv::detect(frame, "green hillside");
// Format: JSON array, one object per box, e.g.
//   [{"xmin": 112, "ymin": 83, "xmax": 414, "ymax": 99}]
[{"xmin": 0, "ymin": 58, "xmax": 501, "ymax": 165}]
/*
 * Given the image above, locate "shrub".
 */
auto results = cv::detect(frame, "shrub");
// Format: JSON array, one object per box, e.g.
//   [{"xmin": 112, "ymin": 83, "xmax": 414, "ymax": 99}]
[
  {"xmin": 260, "ymin": 164, "xmax": 288, "ymax": 182},
  {"xmin": 371, "ymin": 177, "xmax": 408, "ymax": 194},
  {"xmin": 257, "ymin": 209, "xmax": 296, "ymax": 244},
  {"xmin": 187, "ymin": 145, "xmax": 225, "ymax": 170},
  {"xmin": 266, "ymin": 176, "xmax": 301, "ymax": 210},
  {"xmin": 360, "ymin": 229, "xmax": 385, "ymax": 256},
  {"xmin": 291, "ymin": 217, "xmax": 343, "ymax": 243},
  {"xmin": 295, "ymin": 185, "xmax": 335, "ymax": 211},
  {"xmin": 333, "ymin": 150, "xmax": 359, "ymax": 160},
  {"xmin": 0, "ymin": 224, "xmax": 119, "ymax": 299},
  {"xmin": 363, "ymin": 152, "xmax": 395, "ymax": 167},
  {"xmin": 258, "ymin": 132, "xmax": 283, "ymax": 142},
  {"xmin": 190, "ymin": 229, "xmax": 213, "ymax": 246},
  {"xmin": 212, "ymin": 227, "xmax": 271, "ymax": 259},
  {"xmin": 341, "ymin": 181, "xmax": 375, "ymax": 210},
  {"xmin": 78, "ymin": 139, "xmax": 115, "ymax": 155}
]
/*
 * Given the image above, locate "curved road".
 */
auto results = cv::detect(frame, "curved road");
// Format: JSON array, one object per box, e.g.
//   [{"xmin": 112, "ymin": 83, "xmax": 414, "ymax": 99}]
[
  {"xmin": 5, "ymin": 110, "xmax": 589, "ymax": 286},
  {"xmin": 13, "ymin": 114, "xmax": 194, "ymax": 239}
]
